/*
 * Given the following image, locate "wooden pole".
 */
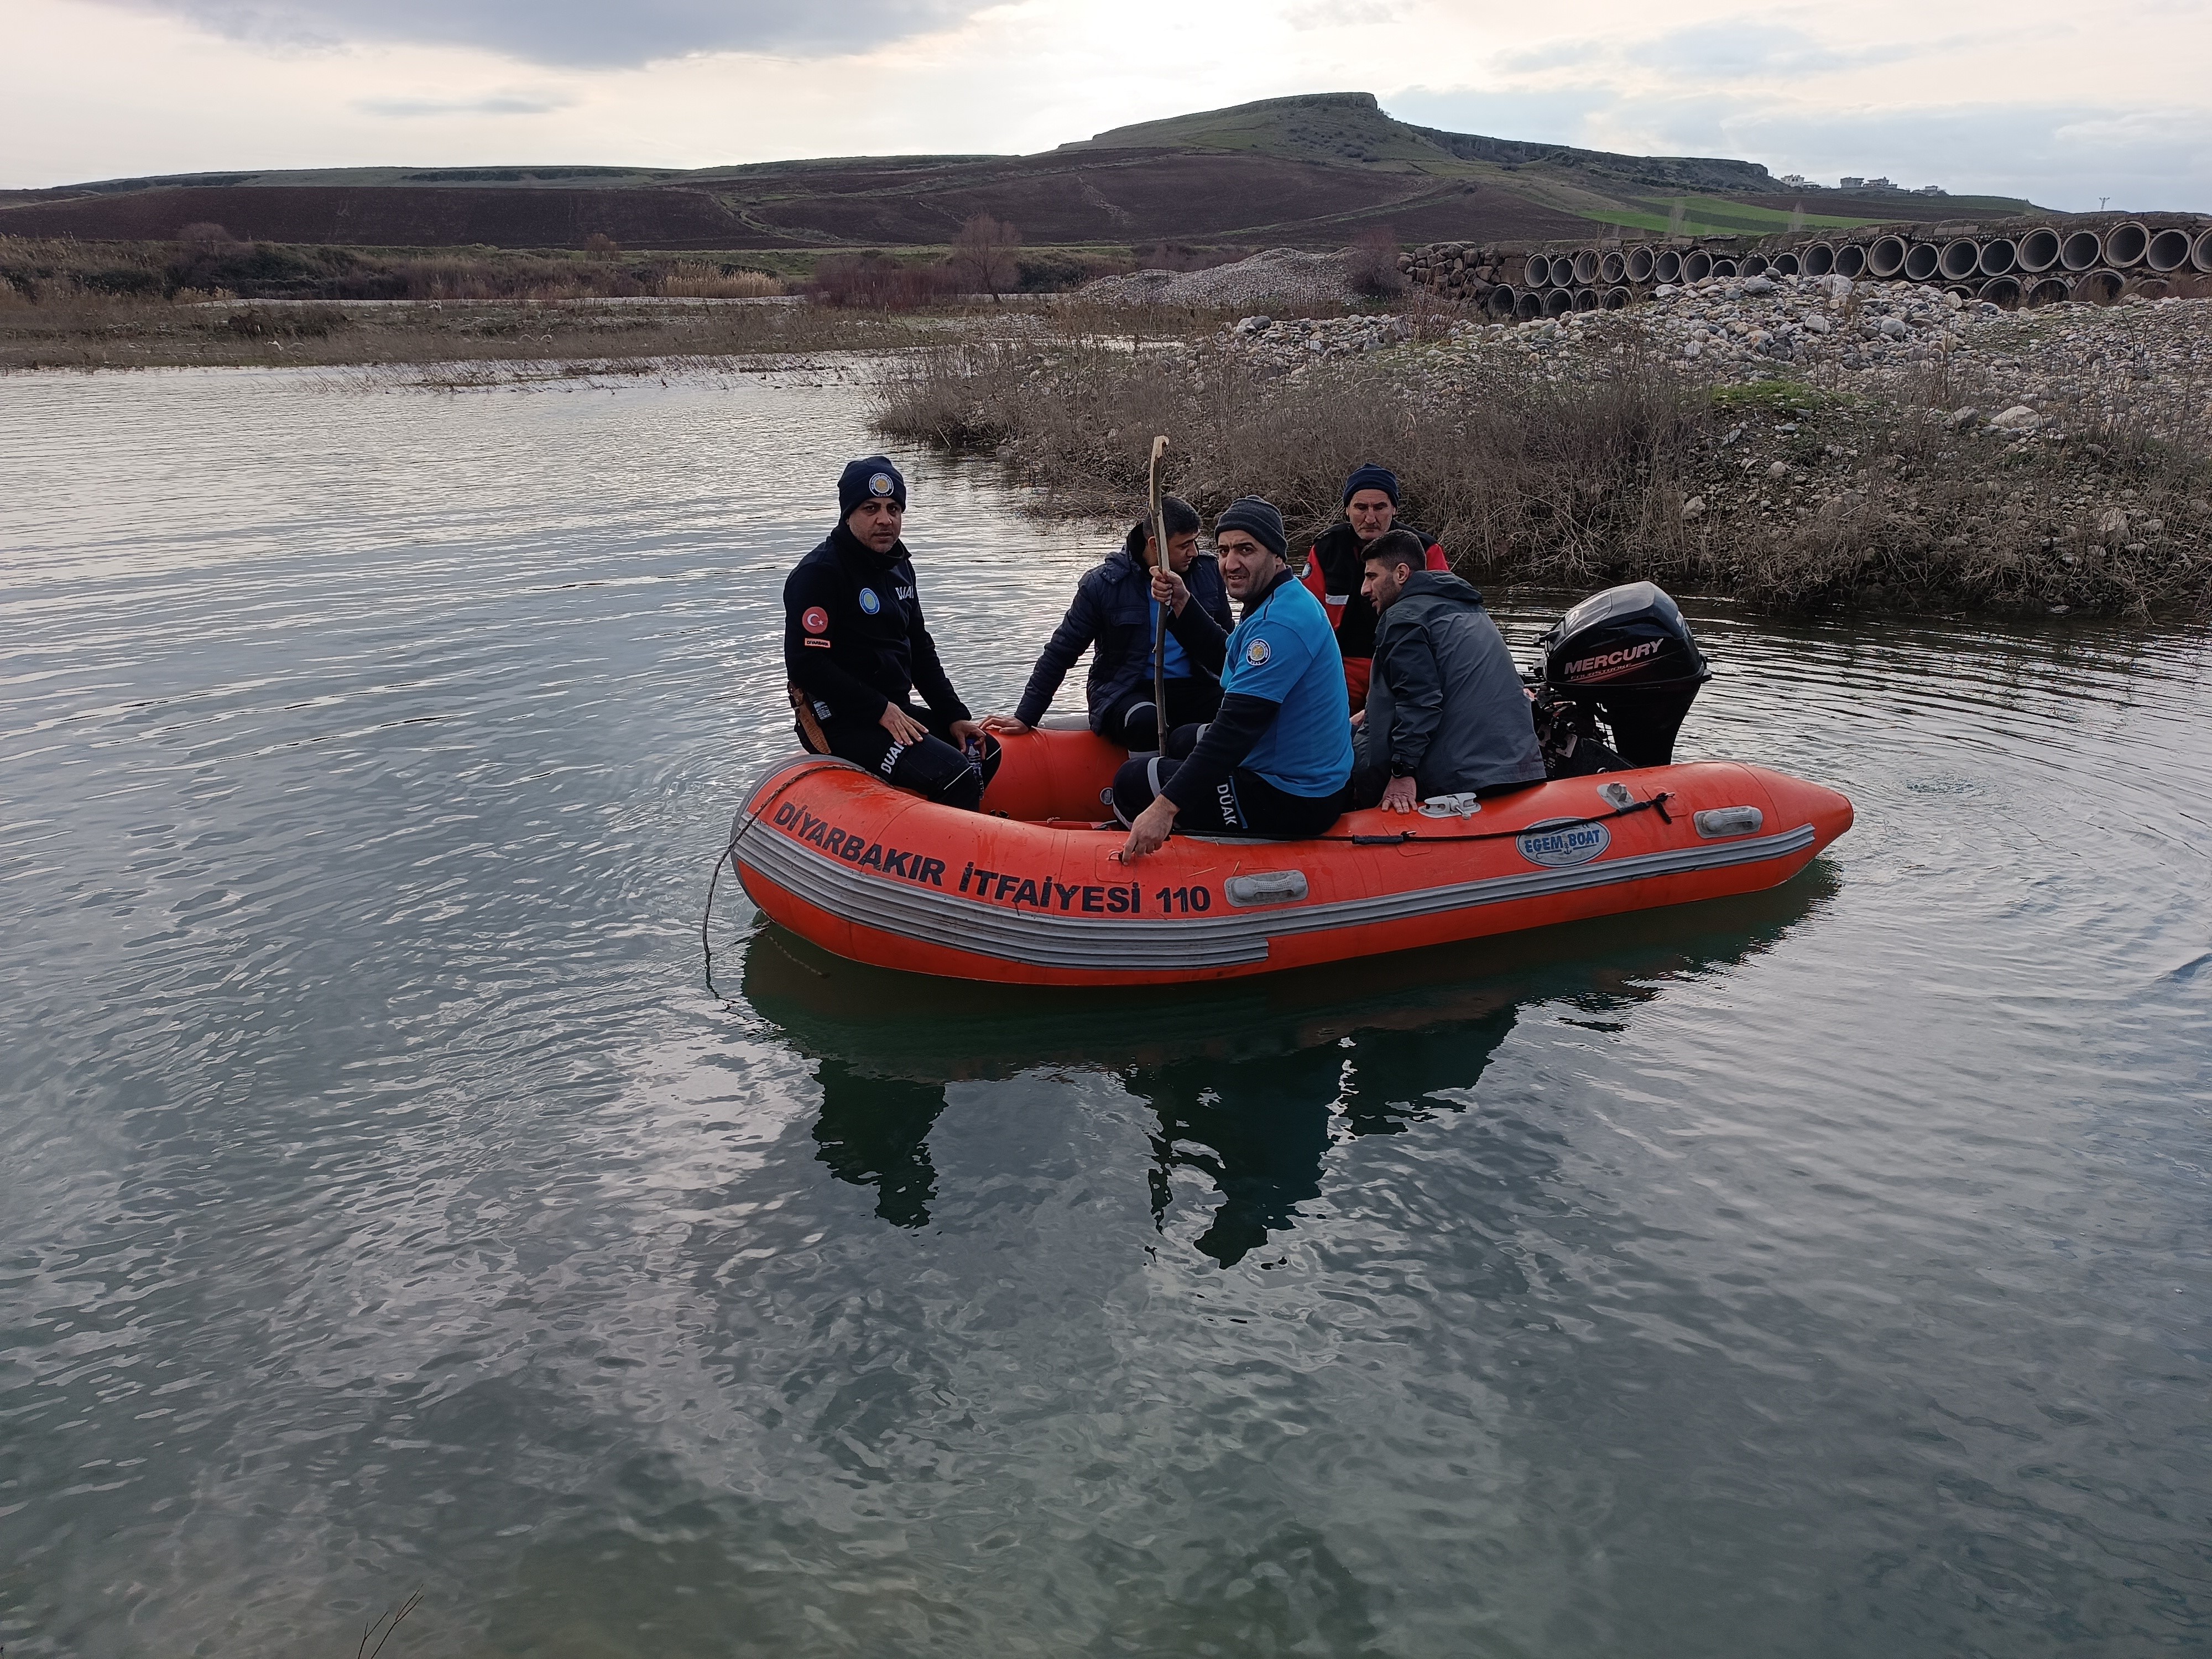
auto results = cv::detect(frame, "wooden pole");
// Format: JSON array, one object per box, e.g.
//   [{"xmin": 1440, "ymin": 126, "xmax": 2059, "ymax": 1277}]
[{"xmin": 1146, "ymin": 436, "xmax": 1170, "ymax": 750}]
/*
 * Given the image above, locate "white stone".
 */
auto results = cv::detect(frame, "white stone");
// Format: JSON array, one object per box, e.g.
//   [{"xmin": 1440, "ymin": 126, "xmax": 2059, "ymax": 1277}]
[{"xmin": 1991, "ymin": 405, "xmax": 2042, "ymax": 431}]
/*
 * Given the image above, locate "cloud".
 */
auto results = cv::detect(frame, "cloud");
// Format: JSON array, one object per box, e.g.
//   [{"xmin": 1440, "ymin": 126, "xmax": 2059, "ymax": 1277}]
[
  {"xmin": 1627, "ymin": 20, "xmax": 1913, "ymax": 80},
  {"xmin": 356, "ymin": 92, "xmax": 576, "ymax": 117},
  {"xmin": 88, "ymin": 0, "xmax": 988, "ymax": 68}
]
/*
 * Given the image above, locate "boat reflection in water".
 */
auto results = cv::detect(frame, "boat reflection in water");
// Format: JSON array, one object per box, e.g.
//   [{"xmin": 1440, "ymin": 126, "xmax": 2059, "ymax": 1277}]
[{"xmin": 739, "ymin": 864, "xmax": 1839, "ymax": 1265}]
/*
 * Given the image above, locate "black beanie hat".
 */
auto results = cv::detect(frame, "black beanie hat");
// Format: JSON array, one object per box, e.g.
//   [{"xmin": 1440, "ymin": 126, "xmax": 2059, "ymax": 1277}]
[
  {"xmin": 1121, "ymin": 494, "xmax": 1203, "ymax": 557},
  {"xmin": 838, "ymin": 455, "xmax": 907, "ymax": 518},
  {"xmin": 1214, "ymin": 496, "xmax": 1288, "ymax": 560},
  {"xmin": 1342, "ymin": 462, "xmax": 1400, "ymax": 507}
]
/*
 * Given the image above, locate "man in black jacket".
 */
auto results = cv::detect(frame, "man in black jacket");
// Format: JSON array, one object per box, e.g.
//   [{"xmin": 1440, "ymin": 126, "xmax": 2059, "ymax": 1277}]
[
  {"xmin": 1352, "ymin": 531, "xmax": 1545, "ymax": 811},
  {"xmin": 782, "ymin": 456, "xmax": 996, "ymax": 811},
  {"xmin": 983, "ymin": 497, "xmax": 1234, "ymax": 750}
]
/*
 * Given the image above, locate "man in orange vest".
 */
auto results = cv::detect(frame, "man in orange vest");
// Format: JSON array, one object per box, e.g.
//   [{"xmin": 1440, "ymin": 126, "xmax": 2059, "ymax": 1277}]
[{"xmin": 1300, "ymin": 463, "xmax": 1449, "ymax": 711}]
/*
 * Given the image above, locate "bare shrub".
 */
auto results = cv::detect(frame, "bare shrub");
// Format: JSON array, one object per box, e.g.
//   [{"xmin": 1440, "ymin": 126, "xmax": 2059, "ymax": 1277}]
[
  {"xmin": 949, "ymin": 215, "xmax": 1021, "ymax": 298},
  {"xmin": 176, "ymin": 222, "xmax": 233, "ymax": 251},
  {"xmin": 807, "ymin": 253, "xmax": 956, "ymax": 310},
  {"xmin": 1345, "ymin": 226, "xmax": 1406, "ymax": 299}
]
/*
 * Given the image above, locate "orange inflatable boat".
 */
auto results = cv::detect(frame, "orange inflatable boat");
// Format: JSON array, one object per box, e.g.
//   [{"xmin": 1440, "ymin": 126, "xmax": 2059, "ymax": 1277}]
[{"xmin": 727, "ymin": 725, "xmax": 1853, "ymax": 986}]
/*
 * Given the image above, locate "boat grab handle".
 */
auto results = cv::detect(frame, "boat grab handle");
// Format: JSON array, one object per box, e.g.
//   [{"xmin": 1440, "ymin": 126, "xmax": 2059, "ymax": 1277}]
[{"xmin": 1225, "ymin": 870, "xmax": 1310, "ymax": 907}]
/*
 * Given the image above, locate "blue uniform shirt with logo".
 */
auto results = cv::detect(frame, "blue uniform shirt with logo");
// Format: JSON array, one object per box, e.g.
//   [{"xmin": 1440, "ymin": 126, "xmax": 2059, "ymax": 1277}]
[{"xmin": 1219, "ymin": 576, "xmax": 1353, "ymax": 796}]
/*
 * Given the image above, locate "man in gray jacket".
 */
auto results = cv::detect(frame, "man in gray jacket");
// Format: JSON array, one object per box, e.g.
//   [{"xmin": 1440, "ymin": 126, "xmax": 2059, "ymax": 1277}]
[{"xmin": 1352, "ymin": 531, "xmax": 1546, "ymax": 811}]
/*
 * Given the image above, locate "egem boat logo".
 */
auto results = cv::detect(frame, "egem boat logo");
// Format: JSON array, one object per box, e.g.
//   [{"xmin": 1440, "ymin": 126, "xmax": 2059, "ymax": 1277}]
[{"xmin": 1517, "ymin": 818, "xmax": 1611, "ymax": 868}]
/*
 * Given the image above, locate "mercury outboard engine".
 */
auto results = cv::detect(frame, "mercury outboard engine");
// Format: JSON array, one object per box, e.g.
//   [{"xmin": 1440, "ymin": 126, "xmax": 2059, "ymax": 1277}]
[{"xmin": 1531, "ymin": 582, "xmax": 1710, "ymax": 773}]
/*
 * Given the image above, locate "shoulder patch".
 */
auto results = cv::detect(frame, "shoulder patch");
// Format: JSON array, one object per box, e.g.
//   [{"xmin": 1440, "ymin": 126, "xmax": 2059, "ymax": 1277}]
[
  {"xmin": 802, "ymin": 605, "xmax": 829, "ymax": 634},
  {"xmin": 1245, "ymin": 637, "xmax": 1271, "ymax": 665},
  {"xmin": 858, "ymin": 587, "xmax": 881, "ymax": 615}
]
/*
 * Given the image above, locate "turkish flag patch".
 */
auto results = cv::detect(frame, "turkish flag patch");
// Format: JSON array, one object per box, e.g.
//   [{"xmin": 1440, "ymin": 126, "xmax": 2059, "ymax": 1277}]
[{"xmin": 802, "ymin": 606, "xmax": 829, "ymax": 634}]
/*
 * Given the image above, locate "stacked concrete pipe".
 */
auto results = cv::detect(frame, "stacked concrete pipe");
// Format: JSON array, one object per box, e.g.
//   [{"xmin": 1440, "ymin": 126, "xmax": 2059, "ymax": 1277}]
[
  {"xmin": 1867, "ymin": 235, "xmax": 1908, "ymax": 278},
  {"xmin": 1604, "ymin": 286, "xmax": 1632, "ymax": 310},
  {"xmin": 2027, "ymin": 276, "xmax": 2071, "ymax": 307},
  {"xmin": 1545, "ymin": 288, "xmax": 1575, "ymax": 317},
  {"xmin": 2146, "ymin": 227, "xmax": 2194, "ymax": 272},
  {"xmin": 2016, "ymin": 227, "xmax": 2062, "ymax": 272},
  {"xmin": 1770, "ymin": 251, "xmax": 1801, "ymax": 276},
  {"xmin": 2060, "ymin": 230, "xmax": 2103, "ymax": 270},
  {"xmin": 2103, "ymin": 222, "xmax": 2150, "ymax": 268},
  {"xmin": 1833, "ymin": 244, "xmax": 1868, "ymax": 278},
  {"xmin": 1600, "ymin": 251, "xmax": 1627, "ymax": 284},
  {"xmin": 1653, "ymin": 249, "xmax": 1683, "ymax": 284},
  {"xmin": 1939, "ymin": 238, "xmax": 1981, "ymax": 280},
  {"xmin": 1903, "ymin": 243, "xmax": 1942, "ymax": 281},
  {"xmin": 1625, "ymin": 246, "xmax": 1656, "ymax": 282},
  {"xmin": 1977, "ymin": 237, "xmax": 2017, "ymax": 275},
  {"xmin": 1573, "ymin": 250, "xmax": 1602, "ymax": 284},
  {"xmin": 1802, "ymin": 242, "xmax": 1835, "ymax": 275}
]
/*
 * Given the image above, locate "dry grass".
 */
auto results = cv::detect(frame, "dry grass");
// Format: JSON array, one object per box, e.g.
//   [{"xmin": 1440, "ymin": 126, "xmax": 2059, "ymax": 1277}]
[
  {"xmin": 0, "ymin": 293, "xmax": 928, "ymax": 371},
  {"xmin": 873, "ymin": 328, "xmax": 2212, "ymax": 616}
]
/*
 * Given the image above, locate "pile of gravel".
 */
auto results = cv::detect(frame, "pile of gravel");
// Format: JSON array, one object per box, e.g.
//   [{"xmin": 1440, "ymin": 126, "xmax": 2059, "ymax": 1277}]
[{"xmin": 1081, "ymin": 247, "xmax": 1355, "ymax": 309}]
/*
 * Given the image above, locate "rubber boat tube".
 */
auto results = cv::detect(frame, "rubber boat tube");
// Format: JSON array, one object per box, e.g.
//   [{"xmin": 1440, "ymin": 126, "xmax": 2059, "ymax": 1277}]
[
  {"xmin": 1867, "ymin": 235, "xmax": 1908, "ymax": 278},
  {"xmin": 729, "ymin": 737, "xmax": 1855, "ymax": 986},
  {"xmin": 1903, "ymin": 242, "xmax": 1942, "ymax": 281}
]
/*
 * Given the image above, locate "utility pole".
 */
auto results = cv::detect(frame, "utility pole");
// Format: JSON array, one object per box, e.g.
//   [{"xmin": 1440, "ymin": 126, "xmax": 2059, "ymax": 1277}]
[{"xmin": 2099, "ymin": 196, "xmax": 2110, "ymax": 212}]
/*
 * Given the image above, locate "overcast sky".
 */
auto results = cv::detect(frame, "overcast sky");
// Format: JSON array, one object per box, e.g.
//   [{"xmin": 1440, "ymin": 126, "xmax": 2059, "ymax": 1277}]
[{"xmin": 7, "ymin": 0, "xmax": 2206, "ymax": 210}]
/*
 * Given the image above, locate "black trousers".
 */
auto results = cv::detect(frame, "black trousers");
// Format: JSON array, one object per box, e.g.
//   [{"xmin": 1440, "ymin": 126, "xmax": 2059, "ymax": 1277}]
[
  {"xmin": 1099, "ymin": 676, "xmax": 1222, "ymax": 752},
  {"xmin": 1111, "ymin": 749, "xmax": 1347, "ymax": 839},
  {"xmin": 810, "ymin": 704, "xmax": 1000, "ymax": 812}
]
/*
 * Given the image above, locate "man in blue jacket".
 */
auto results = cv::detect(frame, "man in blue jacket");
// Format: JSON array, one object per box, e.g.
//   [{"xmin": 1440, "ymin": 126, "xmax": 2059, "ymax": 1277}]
[
  {"xmin": 1114, "ymin": 498, "xmax": 1353, "ymax": 858},
  {"xmin": 983, "ymin": 498, "xmax": 1234, "ymax": 750},
  {"xmin": 782, "ymin": 455, "xmax": 996, "ymax": 811}
]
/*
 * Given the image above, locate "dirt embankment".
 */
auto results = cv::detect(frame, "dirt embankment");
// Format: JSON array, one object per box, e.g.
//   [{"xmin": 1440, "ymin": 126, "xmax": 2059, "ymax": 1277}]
[{"xmin": 872, "ymin": 292, "xmax": 2212, "ymax": 618}]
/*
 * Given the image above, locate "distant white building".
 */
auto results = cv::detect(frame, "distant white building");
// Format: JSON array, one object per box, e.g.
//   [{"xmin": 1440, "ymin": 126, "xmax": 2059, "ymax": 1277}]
[
  {"xmin": 1914, "ymin": 185, "xmax": 1945, "ymax": 196},
  {"xmin": 1778, "ymin": 173, "xmax": 1809, "ymax": 188},
  {"xmin": 1866, "ymin": 176, "xmax": 1894, "ymax": 189},
  {"xmin": 1840, "ymin": 176, "xmax": 1865, "ymax": 187}
]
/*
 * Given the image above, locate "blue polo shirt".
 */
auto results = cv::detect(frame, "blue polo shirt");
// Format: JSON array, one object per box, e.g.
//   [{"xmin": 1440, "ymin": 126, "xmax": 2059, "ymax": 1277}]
[{"xmin": 1220, "ymin": 574, "xmax": 1353, "ymax": 797}]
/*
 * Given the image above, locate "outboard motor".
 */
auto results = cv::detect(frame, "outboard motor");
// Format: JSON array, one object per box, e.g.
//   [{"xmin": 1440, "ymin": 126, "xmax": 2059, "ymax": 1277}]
[{"xmin": 1531, "ymin": 582, "xmax": 1710, "ymax": 771}]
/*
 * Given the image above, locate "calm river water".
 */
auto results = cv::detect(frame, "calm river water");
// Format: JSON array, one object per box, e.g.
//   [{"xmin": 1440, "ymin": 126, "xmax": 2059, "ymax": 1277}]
[{"xmin": 2, "ymin": 368, "xmax": 2208, "ymax": 1658}]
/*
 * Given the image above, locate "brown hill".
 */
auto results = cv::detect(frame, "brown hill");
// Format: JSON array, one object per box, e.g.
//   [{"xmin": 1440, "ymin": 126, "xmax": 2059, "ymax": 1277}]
[{"xmin": 1, "ymin": 92, "xmax": 2043, "ymax": 253}]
